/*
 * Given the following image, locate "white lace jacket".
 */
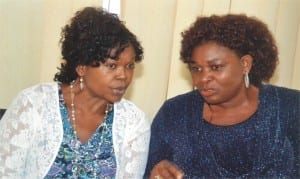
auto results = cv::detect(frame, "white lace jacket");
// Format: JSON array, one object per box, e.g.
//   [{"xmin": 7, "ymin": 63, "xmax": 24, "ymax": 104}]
[{"xmin": 0, "ymin": 83, "xmax": 150, "ymax": 179}]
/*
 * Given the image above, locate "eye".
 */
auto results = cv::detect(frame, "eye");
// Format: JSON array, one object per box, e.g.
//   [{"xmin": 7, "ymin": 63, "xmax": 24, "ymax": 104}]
[
  {"xmin": 210, "ymin": 65, "xmax": 223, "ymax": 71},
  {"xmin": 105, "ymin": 63, "xmax": 117, "ymax": 69},
  {"xmin": 126, "ymin": 63, "xmax": 135, "ymax": 69},
  {"xmin": 189, "ymin": 65, "xmax": 202, "ymax": 72}
]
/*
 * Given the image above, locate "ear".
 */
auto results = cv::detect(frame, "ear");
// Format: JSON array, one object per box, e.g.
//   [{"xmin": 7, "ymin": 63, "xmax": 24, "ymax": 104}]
[
  {"xmin": 75, "ymin": 65, "xmax": 87, "ymax": 77},
  {"xmin": 241, "ymin": 55, "xmax": 253, "ymax": 74}
]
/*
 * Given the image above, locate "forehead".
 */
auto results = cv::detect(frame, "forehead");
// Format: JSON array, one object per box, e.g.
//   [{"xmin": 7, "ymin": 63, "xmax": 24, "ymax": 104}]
[
  {"xmin": 106, "ymin": 45, "xmax": 136, "ymax": 62},
  {"xmin": 191, "ymin": 42, "xmax": 239, "ymax": 63}
]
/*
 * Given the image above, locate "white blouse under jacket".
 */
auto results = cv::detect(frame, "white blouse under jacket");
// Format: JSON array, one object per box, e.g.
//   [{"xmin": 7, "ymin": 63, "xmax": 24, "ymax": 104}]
[{"xmin": 0, "ymin": 83, "xmax": 150, "ymax": 179}]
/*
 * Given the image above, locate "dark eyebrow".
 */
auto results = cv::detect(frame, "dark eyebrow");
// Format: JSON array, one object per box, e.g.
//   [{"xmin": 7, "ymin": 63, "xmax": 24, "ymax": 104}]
[
  {"xmin": 188, "ymin": 58, "xmax": 223, "ymax": 65},
  {"xmin": 188, "ymin": 61, "xmax": 196, "ymax": 65}
]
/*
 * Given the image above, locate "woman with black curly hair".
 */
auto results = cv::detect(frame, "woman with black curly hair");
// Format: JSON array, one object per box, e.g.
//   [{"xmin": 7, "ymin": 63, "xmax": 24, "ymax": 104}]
[
  {"xmin": 145, "ymin": 14, "xmax": 300, "ymax": 178},
  {"xmin": 0, "ymin": 7, "xmax": 150, "ymax": 178}
]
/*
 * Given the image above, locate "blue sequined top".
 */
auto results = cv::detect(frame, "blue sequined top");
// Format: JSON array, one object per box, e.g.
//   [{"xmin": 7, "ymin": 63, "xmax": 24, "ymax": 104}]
[
  {"xmin": 45, "ymin": 85, "xmax": 116, "ymax": 179},
  {"xmin": 145, "ymin": 85, "xmax": 300, "ymax": 178}
]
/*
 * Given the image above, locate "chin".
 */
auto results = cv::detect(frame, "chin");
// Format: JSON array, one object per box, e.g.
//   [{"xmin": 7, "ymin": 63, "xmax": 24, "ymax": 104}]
[
  {"xmin": 109, "ymin": 96, "xmax": 123, "ymax": 103},
  {"xmin": 204, "ymin": 98, "xmax": 222, "ymax": 105}
]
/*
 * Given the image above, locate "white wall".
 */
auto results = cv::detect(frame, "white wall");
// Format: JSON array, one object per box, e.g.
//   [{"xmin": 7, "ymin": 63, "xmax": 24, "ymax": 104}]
[{"xmin": 1, "ymin": 0, "xmax": 299, "ymax": 120}]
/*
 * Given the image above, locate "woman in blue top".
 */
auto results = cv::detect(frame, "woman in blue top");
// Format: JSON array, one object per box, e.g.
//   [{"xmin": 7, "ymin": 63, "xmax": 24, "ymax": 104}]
[{"xmin": 145, "ymin": 14, "xmax": 300, "ymax": 178}]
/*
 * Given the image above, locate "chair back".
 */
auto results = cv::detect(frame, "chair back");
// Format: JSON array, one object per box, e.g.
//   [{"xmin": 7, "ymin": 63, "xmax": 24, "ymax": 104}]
[{"xmin": 0, "ymin": 108, "xmax": 6, "ymax": 120}]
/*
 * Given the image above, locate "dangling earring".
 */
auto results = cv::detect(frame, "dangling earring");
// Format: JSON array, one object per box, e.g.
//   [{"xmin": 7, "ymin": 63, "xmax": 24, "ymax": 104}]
[
  {"xmin": 244, "ymin": 72, "xmax": 250, "ymax": 88},
  {"xmin": 80, "ymin": 77, "xmax": 84, "ymax": 90}
]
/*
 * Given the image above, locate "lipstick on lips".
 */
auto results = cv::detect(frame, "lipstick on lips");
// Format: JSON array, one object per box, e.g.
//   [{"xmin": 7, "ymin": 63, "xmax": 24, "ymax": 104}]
[
  {"xmin": 112, "ymin": 87, "xmax": 126, "ymax": 96},
  {"xmin": 200, "ymin": 88, "xmax": 215, "ymax": 97}
]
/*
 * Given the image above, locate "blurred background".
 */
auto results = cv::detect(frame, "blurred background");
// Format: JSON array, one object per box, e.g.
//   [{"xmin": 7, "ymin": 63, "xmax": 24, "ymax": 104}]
[{"xmin": 0, "ymin": 0, "xmax": 299, "ymax": 119}]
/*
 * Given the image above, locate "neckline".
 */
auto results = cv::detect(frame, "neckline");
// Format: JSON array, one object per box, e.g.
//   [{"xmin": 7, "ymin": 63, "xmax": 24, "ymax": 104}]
[
  {"xmin": 197, "ymin": 85, "xmax": 264, "ymax": 127},
  {"xmin": 190, "ymin": 85, "xmax": 280, "ymax": 176},
  {"xmin": 58, "ymin": 83, "xmax": 114, "ymax": 145}
]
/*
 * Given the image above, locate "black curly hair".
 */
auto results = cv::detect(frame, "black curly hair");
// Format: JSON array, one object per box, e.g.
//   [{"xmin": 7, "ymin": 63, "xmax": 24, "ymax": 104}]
[
  {"xmin": 54, "ymin": 7, "xmax": 143, "ymax": 83},
  {"xmin": 180, "ymin": 14, "xmax": 278, "ymax": 87}
]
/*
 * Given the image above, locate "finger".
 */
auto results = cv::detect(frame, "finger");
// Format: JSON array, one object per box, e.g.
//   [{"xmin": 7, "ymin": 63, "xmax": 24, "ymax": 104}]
[
  {"xmin": 153, "ymin": 160, "xmax": 184, "ymax": 179},
  {"xmin": 160, "ymin": 168, "xmax": 176, "ymax": 179},
  {"xmin": 149, "ymin": 163, "xmax": 164, "ymax": 179},
  {"xmin": 164, "ymin": 161, "xmax": 184, "ymax": 178}
]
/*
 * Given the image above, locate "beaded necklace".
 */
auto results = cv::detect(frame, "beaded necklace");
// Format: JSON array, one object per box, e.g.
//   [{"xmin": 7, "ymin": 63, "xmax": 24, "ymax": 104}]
[{"xmin": 70, "ymin": 81, "xmax": 112, "ymax": 177}]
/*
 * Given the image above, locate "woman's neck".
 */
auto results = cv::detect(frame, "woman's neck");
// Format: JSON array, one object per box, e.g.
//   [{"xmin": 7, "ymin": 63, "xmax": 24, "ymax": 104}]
[{"xmin": 203, "ymin": 85, "xmax": 259, "ymax": 126}]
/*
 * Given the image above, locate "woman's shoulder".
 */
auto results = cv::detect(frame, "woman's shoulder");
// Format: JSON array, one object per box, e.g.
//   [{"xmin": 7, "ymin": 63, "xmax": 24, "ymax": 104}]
[
  {"xmin": 165, "ymin": 90, "xmax": 202, "ymax": 106},
  {"xmin": 153, "ymin": 90, "xmax": 202, "ymax": 118},
  {"xmin": 262, "ymin": 84, "xmax": 300, "ymax": 108},
  {"xmin": 262, "ymin": 84, "xmax": 300, "ymax": 98},
  {"xmin": 115, "ymin": 98, "xmax": 144, "ymax": 114},
  {"xmin": 25, "ymin": 82, "xmax": 58, "ymax": 90},
  {"xmin": 114, "ymin": 99, "xmax": 148, "ymax": 122},
  {"xmin": 22, "ymin": 82, "xmax": 58, "ymax": 93},
  {"xmin": 113, "ymin": 98, "xmax": 150, "ymax": 129},
  {"xmin": 15, "ymin": 82, "xmax": 59, "ymax": 107}
]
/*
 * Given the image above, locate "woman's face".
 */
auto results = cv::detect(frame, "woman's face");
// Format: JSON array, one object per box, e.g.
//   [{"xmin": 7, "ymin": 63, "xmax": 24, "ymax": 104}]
[
  {"xmin": 81, "ymin": 44, "xmax": 136, "ymax": 103},
  {"xmin": 189, "ymin": 42, "xmax": 247, "ymax": 105}
]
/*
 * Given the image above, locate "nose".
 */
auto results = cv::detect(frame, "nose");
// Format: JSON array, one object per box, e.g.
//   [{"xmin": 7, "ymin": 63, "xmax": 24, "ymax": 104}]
[
  {"xmin": 199, "ymin": 68, "xmax": 212, "ymax": 83},
  {"xmin": 116, "ymin": 67, "xmax": 126, "ymax": 79}
]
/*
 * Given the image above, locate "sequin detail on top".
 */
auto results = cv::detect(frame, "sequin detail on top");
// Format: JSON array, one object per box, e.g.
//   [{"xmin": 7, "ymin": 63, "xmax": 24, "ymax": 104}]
[
  {"xmin": 45, "ymin": 85, "xmax": 116, "ymax": 178},
  {"xmin": 144, "ymin": 85, "xmax": 300, "ymax": 178},
  {"xmin": 202, "ymin": 114, "xmax": 258, "ymax": 176}
]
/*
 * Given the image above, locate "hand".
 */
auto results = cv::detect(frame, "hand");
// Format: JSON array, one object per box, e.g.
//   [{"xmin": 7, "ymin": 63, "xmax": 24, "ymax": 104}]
[{"xmin": 149, "ymin": 160, "xmax": 184, "ymax": 179}]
